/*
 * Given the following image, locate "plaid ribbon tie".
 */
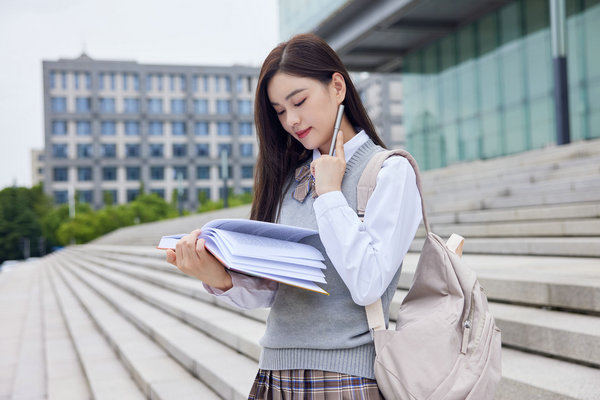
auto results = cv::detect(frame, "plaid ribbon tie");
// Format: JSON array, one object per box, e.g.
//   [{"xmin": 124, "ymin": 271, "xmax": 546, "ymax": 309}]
[{"xmin": 292, "ymin": 164, "xmax": 316, "ymax": 203}]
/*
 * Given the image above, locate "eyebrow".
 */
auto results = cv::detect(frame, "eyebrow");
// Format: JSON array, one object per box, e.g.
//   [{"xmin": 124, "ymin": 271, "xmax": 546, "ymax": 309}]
[{"xmin": 270, "ymin": 88, "xmax": 306, "ymax": 106}]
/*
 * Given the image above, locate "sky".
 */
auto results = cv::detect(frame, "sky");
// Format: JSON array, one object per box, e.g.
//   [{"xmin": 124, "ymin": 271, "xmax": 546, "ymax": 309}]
[{"xmin": 0, "ymin": 0, "xmax": 279, "ymax": 190}]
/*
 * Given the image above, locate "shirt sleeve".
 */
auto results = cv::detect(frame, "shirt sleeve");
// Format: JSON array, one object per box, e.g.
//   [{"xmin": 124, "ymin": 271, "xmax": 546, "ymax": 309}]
[
  {"xmin": 313, "ymin": 156, "xmax": 422, "ymax": 306},
  {"xmin": 203, "ymin": 271, "xmax": 278, "ymax": 309}
]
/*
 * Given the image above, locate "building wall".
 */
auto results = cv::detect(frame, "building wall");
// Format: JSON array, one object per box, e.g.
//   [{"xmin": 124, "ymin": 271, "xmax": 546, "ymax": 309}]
[
  {"xmin": 30, "ymin": 149, "xmax": 44, "ymax": 186},
  {"xmin": 355, "ymin": 73, "xmax": 404, "ymax": 149},
  {"xmin": 279, "ymin": 0, "xmax": 348, "ymax": 40},
  {"xmin": 43, "ymin": 55, "xmax": 259, "ymax": 210},
  {"xmin": 403, "ymin": 0, "xmax": 600, "ymax": 170}
]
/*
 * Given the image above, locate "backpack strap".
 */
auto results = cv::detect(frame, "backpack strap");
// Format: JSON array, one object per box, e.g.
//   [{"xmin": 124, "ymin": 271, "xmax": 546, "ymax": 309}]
[
  {"xmin": 356, "ymin": 149, "xmax": 430, "ymax": 233},
  {"xmin": 358, "ymin": 149, "xmax": 430, "ymax": 333}
]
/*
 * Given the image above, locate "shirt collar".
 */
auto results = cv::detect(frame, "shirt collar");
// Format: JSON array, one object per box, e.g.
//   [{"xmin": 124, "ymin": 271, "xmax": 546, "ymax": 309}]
[{"xmin": 312, "ymin": 130, "xmax": 369, "ymax": 162}]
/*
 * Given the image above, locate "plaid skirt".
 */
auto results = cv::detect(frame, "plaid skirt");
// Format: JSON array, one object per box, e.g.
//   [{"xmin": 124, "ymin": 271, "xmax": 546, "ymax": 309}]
[{"xmin": 248, "ymin": 369, "xmax": 383, "ymax": 400}]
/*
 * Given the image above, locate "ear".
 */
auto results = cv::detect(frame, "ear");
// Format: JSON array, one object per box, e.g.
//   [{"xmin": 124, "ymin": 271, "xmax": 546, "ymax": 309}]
[{"xmin": 330, "ymin": 72, "xmax": 346, "ymax": 104}]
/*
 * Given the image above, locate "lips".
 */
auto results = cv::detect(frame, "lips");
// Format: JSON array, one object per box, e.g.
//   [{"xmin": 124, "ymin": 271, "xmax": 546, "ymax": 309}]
[{"xmin": 296, "ymin": 127, "xmax": 311, "ymax": 139}]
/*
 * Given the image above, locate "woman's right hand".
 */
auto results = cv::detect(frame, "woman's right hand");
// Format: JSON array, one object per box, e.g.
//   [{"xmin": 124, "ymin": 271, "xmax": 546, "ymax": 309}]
[{"xmin": 166, "ymin": 228, "xmax": 233, "ymax": 291}]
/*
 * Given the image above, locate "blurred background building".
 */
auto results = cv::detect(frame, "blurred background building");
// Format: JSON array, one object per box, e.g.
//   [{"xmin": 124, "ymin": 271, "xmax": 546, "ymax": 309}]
[
  {"xmin": 280, "ymin": 0, "xmax": 600, "ymax": 169},
  {"xmin": 42, "ymin": 55, "xmax": 259, "ymax": 210}
]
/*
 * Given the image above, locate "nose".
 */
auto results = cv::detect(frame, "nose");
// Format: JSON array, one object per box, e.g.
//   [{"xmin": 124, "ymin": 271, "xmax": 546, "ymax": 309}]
[{"xmin": 286, "ymin": 109, "xmax": 300, "ymax": 128}]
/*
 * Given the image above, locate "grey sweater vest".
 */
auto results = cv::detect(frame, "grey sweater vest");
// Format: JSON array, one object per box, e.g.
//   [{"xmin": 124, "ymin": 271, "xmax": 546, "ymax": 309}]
[{"xmin": 259, "ymin": 139, "xmax": 402, "ymax": 379}]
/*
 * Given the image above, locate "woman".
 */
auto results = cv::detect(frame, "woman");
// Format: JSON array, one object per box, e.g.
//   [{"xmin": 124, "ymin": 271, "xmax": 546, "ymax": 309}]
[{"xmin": 167, "ymin": 33, "xmax": 422, "ymax": 398}]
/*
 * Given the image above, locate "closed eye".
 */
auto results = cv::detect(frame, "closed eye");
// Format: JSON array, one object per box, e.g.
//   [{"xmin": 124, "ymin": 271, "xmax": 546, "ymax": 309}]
[{"xmin": 294, "ymin": 98, "xmax": 306, "ymax": 107}]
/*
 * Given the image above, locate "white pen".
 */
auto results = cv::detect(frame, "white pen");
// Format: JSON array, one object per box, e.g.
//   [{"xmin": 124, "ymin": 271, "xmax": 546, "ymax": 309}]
[{"xmin": 328, "ymin": 104, "xmax": 345, "ymax": 156}]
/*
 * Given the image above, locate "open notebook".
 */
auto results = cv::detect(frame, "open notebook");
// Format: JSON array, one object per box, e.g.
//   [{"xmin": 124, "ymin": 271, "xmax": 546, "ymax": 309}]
[{"xmin": 158, "ymin": 218, "xmax": 328, "ymax": 294}]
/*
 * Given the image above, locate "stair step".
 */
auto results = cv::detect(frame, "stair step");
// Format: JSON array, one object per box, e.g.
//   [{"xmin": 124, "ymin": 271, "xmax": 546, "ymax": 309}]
[
  {"xmin": 417, "ymin": 218, "xmax": 600, "ymax": 238},
  {"xmin": 498, "ymin": 348, "xmax": 600, "ymax": 400},
  {"xmin": 5, "ymin": 262, "xmax": 45, "ymax": 400},
  {"xmin": 409, "ymin": 237, "xmax": 600, "ymax": 257},
  {"xmin": 0, "ymin": 262, "xmax": 41, "ymax": 398},
  {"xmin": 400, "ymin": 253, "xmax": 600, "ymax": 313},
  {"xmin": 41, "ymin": 259, "xmax": 91, "ymax": 399},
  {"xmin": 58, "ymin": 252, "xmax": 256, "ymax": 399},
  {"xmin": 55, "ymin": 257, "xmax": 222, "ymax": 400},
  {"xmin": 46, "ymin": 259, "xmax": 144, "ymax": 399}
]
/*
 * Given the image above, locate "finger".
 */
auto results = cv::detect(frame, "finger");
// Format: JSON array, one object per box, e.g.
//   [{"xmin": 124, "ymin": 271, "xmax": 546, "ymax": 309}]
[
  {"xmin": 335, "ymin": 130, "xmax": 345, "ymax": 160},
  {"xmin": 196, "ymin": 238, "xmax": 206, "ymax": 254},
  {"xmin": 166, "ymin": 249, "xmax": 176, "ymax": 265}
]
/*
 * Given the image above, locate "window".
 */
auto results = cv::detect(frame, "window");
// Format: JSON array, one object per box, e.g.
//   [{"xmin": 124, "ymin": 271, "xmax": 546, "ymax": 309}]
[
  {"xmin": 224, "ymin": 76, "xmax": 231, "ymax": 92},
  {"xmin": 123, "ymin": 98, "xmax": 140, "ymax": 113},
  {"xmin": 216, "ymin": 99, "xmax": 231, "ymax": 114},
  {"xmin": 150, "ymin": 166, "xmax": 164, "ymax": 180},
  {"xmin": 171, "ymin": 99, "xmax": 186, "ymax": 114},
  {"xmin": 146, "ymin": 74, "xmax": 152, "ymax": 91},
  {"xmin": 99, "ymin": 98, "xmax": 116, "ymax": 113},
  {"xmin": 124, "ymin": 121, "xmax": 140, "ymax": 136},
  {"xmin": 195, "ymin": 122, "xmax": 209, "ymax": 136},
  {"xmin": 52, "ymin": 144, "xmax": 68, "ymax": 158},
  {"xmin": 236, "ymin": 77, "xmax": 244, "ymax": 93},
  {"xmin": 239, "ymin": 122, "xmax": 253, "ymax": 136},
  {"xmin": 241, "ymin": 165, "xmax": 254, "ymax": 179},
  {"xmin": 78, "ymin": 190, "xmax": 93, "ymax": 204},
  {"xmin": 101, "ymin": 143, "xmax": 116, "ymax": 158},
  {"xmin": 125, "ymin": 144, "xmax": 140, "ymax": 158},
  {"xmin": 53, "ymin": 167, "xmax": 68, "ymax": 182},
  {"xmin": 126, "ymin": 166, "xmax": 140, "ymax": 181},
  {"xmin": 149, "ymin": 121, "xmax": 163, "ymax": 136},
  {"xmin": 75, "ymin": 97, "xmax": 91, "ymax": 113},
  {"xmin": 77, "ymin": 143, "xmax": 93, "ymax": 158},
  {"xmin": 110, "ymin": 72, "xmax": 116, "ymax": 90},
  {"xmin": 217, "ymin": 122, "xmax": 231, "ymax": 136},
  {"xmin": 150, "ymin": 188, "xmax": 164, "ymax": 199},
  {"xmin": 127, "ymin": 189, "xmax": 139, "ymax": 202},
  {"xmin": 238, "ymin": 100, "xmax": 252, "ymax": 115},
  {"xmin": 149, "ymin": 143, "xmax": 164, "ymax": 158},
  {"xmin": 173, "ymin": 143, "xmax": 187, "ymax": 157},
  {"xmin": 76, "ymin": 121, "xmax": 92, "ymax": 136},
  {"xmin": 52, "ymin": 121, "xmax": 67, "ymax": 135},
  {"xmin": 51, "ymin": 97, "xmax": 67, "ymax": 113},
  {"xmin": 180, "ymin": 74, "xmax": 186, "ymax": 91},
  {"xmin": 74, "ymin": 72, "xmax": 79, "ymax": 90},
  {"xmin": 173, "ymin": 166, "xmax": 188, "ymax": 179},
  {"xmin": 61, "ymin": 71, "xmax": 67, "ymax": 89},
  {"xmin": 77, "ymin": 167, "xmax": 92, "ymax": 181},
  {"xmin": 54, "ymin": 190, "xmax": 68, "ymax": 204},
  {"xmin": 99, "ymin": 72, "xmax": 105, "ymax": 90},
  {"xmin": 172, "ymin": 121, "xmax": 186, "ymax": 136},
  {"xmin": 203, "ymin": 76, "xmax": 209, "ymax": 92},
  {"xmin": 102, "ymin": 167, "xmax": 117, "ymax": 181},
  {"xmin": 217, "ymin": 143, "xmax": 232, "ymax": 156},
  {"xmin": 122, "ymin": 73, "xmax": 128, "ymax": 90},
  {"xmin": 192, "ymin": 75, "xmax": 199, "ymax": 91},
  {"xmin": 194, "ymin": 99, "xmax": 208, "ymax": 114},
  {"xmin": 196, "ymin": 143, "xmax": 209, "ymax": 156},
  {"xmin": 50, "ymin": 71, "xmax": 56, "ymax": 89},
  {"xmin": 85, "ymin": 72, "xmax": 91, "ymax": 90},
  {"xmin": 133, "ymin": 74, "xmax": 139, "ymax": 91},
  {"xmin": 147, "ymin": 98, "xmax": 163, "ymax": 114},
  {"xmin": 101, "ymin": 121, "xmax": 116, "ymax": 136},
  {"xmin": 240, "ymin": 143, "xmax": 253, "ymax": 157},
  {"xmin": 157, "ymin": 74, "xmax": 163, "ymax": 91},
  {"xmin": 170, "ymin": 74, "xmax": 176, "ymax": 91},
  {"xmin": 196, "ymin": 166, "xmax": 210, "ymax": 179},
  {"xmin": 215, "ymin": 76, "xmax": 220, "ymax": 92}
]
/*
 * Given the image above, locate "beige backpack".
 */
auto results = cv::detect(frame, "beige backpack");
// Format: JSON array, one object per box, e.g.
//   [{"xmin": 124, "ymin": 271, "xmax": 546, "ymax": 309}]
[{"xmin": 357, "ymin": 149, "xmax": 502, "ymax": 400}]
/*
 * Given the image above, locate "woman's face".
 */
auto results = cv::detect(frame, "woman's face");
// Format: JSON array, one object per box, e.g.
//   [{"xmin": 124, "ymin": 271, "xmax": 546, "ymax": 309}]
[{"xmin": 267, "ymin": 72, "xmax": 343, "ymax": 154}]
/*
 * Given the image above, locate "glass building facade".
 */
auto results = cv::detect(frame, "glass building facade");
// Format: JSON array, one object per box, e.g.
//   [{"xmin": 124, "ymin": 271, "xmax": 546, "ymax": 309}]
[{"xmin": 403, "ymin": 0, "xmax": 600, "ymax": 170}]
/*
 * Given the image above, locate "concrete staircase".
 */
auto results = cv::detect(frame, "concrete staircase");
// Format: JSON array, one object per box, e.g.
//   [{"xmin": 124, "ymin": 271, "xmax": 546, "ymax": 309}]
[{"xmin": 2, "ymin": 138, "xmax": 599, "ymax": 399}]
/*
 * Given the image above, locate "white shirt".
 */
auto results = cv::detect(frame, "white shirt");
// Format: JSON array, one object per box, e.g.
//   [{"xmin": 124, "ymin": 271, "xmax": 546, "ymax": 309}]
[{"xmin": 204, "ymin": 131, "xmax": 422, "ymax": 308}]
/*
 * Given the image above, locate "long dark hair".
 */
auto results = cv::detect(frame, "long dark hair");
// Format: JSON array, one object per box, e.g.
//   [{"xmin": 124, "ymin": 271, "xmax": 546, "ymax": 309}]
[{"xmin": 251, "ymin": 33, "xmax": 386, "ymax": 222}]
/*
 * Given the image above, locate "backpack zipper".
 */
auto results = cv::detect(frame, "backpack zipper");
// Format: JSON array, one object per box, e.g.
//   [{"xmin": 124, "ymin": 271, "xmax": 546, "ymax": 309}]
[{"xmin": 461, "ymin": 291, "xmax": 476, "ymax": 354}]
